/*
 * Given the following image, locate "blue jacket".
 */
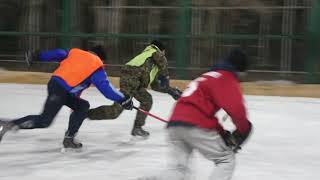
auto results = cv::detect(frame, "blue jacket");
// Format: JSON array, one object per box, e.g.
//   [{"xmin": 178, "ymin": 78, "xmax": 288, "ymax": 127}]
[{"xmin": 39, "ymin": 49, "xmax": 124, "ymax": 103}]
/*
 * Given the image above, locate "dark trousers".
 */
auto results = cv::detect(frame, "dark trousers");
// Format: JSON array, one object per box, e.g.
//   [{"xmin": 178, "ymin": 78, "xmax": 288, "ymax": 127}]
[{"xmin": 13, "ymin": 79, "xmax": 90, "ymax": 137}]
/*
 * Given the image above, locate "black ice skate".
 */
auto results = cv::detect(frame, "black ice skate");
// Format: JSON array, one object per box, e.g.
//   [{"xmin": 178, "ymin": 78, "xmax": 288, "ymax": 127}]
[
  {"xmin": 0, "ymin": 120, "xmax": 14, "ymax": 142},
  {"xmin": 62, "ymin": 136, "xmax": 83, "ymax": 151},
  {"xmin": 131, "ymin": 127, "xmax": 150, "ymax": 138}
]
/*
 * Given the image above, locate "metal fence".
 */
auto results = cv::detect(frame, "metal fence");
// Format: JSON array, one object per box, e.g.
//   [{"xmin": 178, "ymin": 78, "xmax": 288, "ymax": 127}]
[{"xmin": 0, "ymin": 0, "xmax": 319, "ymax": 82}]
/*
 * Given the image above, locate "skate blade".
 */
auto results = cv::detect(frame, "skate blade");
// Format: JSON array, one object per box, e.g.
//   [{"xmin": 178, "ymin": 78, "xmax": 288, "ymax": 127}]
[
  {"xmin": 61, "ymin": 147, "xmax": 84, "ymax": 153},
  {"xmin": 130, "ymin": 135, "xmax": 149, "ymax": 142},
  {"xmin": 135, "ymin": 176, "xmax": 158, "ymax": 180}
]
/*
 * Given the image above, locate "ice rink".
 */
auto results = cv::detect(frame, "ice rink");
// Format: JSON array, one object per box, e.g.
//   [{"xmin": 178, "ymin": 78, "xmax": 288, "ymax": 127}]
[{"xmin": 0, "ymin": 83, "xmax": 319, "ymax": 180}]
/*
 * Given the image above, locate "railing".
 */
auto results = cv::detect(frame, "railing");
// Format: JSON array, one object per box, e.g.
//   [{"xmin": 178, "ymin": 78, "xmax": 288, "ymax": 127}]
[{"xmin": 0, "ymin": 0, "xmax": 318, "ymax": 83}]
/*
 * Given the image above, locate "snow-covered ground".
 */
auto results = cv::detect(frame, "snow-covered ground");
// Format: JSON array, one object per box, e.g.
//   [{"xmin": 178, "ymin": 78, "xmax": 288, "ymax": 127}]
[{"xmin": 0, "ymin": 83, "xmax": 319, "ymax": 180}]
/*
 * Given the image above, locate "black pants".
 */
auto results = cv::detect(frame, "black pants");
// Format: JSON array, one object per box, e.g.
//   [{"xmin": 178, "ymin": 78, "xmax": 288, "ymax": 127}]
[{"xmin": 13, "ymin": 79, "xmax": 90, "ymax": 137}]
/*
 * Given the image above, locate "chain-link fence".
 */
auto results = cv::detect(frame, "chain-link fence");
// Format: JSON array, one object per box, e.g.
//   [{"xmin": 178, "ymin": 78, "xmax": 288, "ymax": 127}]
[{"xmin": 0, "ymin": 0, "xmax": 319, "ymax": 82}]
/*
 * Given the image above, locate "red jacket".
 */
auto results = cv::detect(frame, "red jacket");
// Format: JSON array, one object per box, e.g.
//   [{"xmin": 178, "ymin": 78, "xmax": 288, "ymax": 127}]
[{"xmin": 169, "ymin": 70, "xmax": 250, "ymax": 135}]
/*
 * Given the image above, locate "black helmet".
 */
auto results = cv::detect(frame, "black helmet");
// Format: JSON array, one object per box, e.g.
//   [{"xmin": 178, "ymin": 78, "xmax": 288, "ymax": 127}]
[
  {"xmin": 226, "ymin": 48, "xmax": 248, "ymax": 72},
  {"xmin": 150, "ymin": 39, "xmax": 165, "ymax": 51},
  {"xmin": 90, "ymin": 45, "xmax": 106, "ymax": 60}
]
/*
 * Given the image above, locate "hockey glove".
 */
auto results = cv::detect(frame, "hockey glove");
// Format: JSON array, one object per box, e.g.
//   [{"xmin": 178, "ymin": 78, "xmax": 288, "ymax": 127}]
[
  {"xmin": 157, "ymin": 74, "xmax": 170, "ymax": 89},
  {"xmin": 221, "ymin": 122, "xmax": 252, "ymax": 153},
  {"xmin": 120, "ymin": 96, "xmax": 133, "ymax": 110},
  {"xmin": 167, "ymin": 87, "xmax": 183, "ymax": 100},
  {"xmin": 221, "ymin": 131, "xmax": 241, "ymax": 152}
]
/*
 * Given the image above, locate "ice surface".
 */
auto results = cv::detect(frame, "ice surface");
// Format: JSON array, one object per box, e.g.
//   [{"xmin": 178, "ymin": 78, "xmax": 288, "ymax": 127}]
[{"xmin": 0, "ymin": 83, "xmax": 319, "ymax": 180}]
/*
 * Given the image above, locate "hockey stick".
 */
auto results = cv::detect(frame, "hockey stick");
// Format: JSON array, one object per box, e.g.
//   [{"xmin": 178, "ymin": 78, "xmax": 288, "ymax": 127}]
[
  {"xmin": 133, "ymin": 106, "xmax": 168, "ymax": 123},
  {"xmin": 134, "ymin": 107, "xmax": 228, "ymax": 124}
]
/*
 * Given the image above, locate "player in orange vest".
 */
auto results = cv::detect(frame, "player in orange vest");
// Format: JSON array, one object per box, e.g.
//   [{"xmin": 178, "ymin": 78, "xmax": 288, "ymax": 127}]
[{"xmin": 0, "ymin": 46, "xmax": 133, "ymax": 149}]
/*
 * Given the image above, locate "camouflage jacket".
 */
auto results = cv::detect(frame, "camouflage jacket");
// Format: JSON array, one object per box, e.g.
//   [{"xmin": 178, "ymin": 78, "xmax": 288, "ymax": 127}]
[{"xmin": 122, "ymin": 50, "xmax": 169, "ymax": 88}]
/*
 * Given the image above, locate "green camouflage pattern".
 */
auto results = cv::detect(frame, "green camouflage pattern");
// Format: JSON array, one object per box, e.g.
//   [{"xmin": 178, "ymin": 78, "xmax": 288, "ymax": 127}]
[{"xmin": 88, "ymin": 50, "xmax": 168, "ymax": 128}]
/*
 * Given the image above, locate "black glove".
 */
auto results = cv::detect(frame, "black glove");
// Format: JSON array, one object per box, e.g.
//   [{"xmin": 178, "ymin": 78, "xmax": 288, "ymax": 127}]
[
  {"xmin": 167, "ymin": 87, "xmax": 182, "ymax": 100},
  {"xmin": 221, "ymin": 122, "xmax": 253, "ymax": 153},
  {"xmin": 221, "ymin": 131, "xmax": 241, "ymax": 152},
  {"xmin": 120, "ymin": 96, "xmax": 133, "ymax": 110},
  {"xmin": 157, "ymin": 74, "xmax": 170, "ymax": 89}
]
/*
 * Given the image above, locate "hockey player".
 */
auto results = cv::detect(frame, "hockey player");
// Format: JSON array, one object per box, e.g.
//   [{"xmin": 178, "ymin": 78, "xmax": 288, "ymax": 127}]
[
  {"xmin": 162, "ymin": 48, "xmax": 252, "ymax": 180},
  {"xmin": 0, "ymin": 46, "xmax": 133, "ymax": 149},
  {"xmin": 88, "ymin": 40, "xmax": 181, "ymax": 138}
]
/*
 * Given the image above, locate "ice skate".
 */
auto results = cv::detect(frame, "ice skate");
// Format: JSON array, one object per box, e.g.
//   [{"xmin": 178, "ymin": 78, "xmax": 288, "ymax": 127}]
[
  {"xmin": 61, "ymin": 135, "xmax": 83, "ymax": 153},
  {"xmin": 131, "ymin": 127, "xmax": 150, "ymax": 141},
  {"xmin": 136, "ymin": 176, "xmax": 159, "ymax": 180},
  {"xmin": 0, "ymin": 120, "xmax": 14, "ymax": 142}
]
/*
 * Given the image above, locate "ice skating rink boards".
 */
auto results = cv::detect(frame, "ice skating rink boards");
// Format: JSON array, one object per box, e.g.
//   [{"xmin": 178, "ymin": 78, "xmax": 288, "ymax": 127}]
[{"xmin": 1, "ymin": 70, "xmax": 319, "ymax": 98}]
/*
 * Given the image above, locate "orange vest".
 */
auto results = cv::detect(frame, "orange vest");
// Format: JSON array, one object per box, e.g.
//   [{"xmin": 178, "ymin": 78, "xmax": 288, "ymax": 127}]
[{"xmin": 53, "ymin": 48, "xmax": 104, "ymax": 87}]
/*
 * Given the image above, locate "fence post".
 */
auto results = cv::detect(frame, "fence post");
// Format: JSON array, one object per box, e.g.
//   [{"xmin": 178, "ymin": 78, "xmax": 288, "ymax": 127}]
[
  {"xmin": 176, "ymin": 0, "xmax": 191, "ymax": 79},
  {"xmin": 60, "ymin": 0, "xmax": 72, "ymax": 49},
  {"xmin": 306, "ymin": 0, "xmax": 320, "ymax": 83}
]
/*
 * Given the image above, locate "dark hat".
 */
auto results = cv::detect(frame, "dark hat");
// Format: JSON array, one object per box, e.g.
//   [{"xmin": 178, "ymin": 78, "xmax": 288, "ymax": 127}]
[
  {"xmin": 150, "ymin": 39, "xmax": 165, "ymax": 51},
  {"xmin": 90, "ymin": 45, "xmax": 106, "ymax": 60},
  {"xmin": 226, "ymin": 48, "xmax": 248, "ymax": 72}
]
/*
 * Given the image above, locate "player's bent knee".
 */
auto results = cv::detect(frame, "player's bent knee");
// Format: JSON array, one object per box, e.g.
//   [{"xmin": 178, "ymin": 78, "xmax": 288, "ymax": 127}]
[{"xmin": 80, "ymin": 101, "xmax": 90, "ymax": 111}]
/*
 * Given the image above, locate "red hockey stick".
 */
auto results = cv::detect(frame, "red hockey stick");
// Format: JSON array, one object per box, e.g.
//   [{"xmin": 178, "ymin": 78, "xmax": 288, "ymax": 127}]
[{"xmin": 133, "ymin": 106, "xmax": 168, "ymax": 123}]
